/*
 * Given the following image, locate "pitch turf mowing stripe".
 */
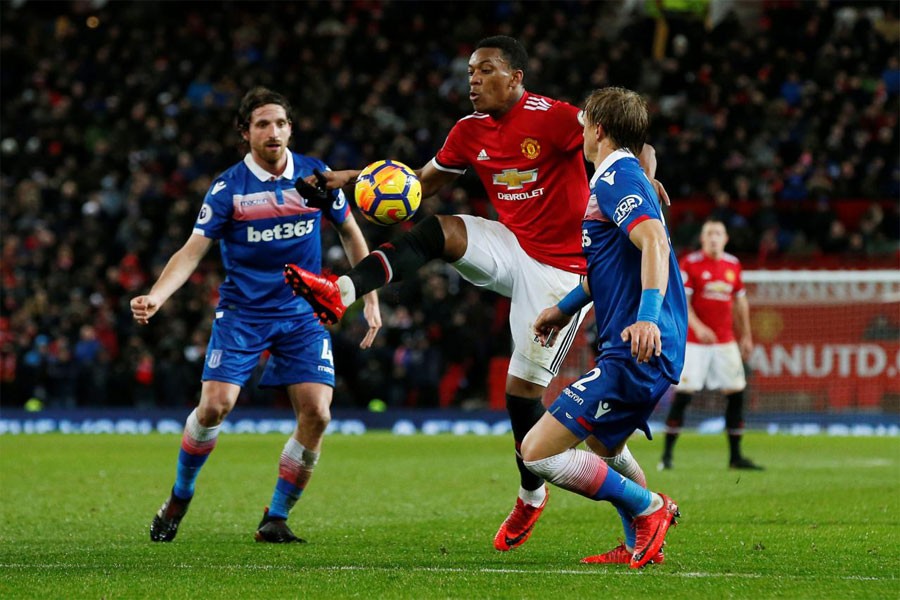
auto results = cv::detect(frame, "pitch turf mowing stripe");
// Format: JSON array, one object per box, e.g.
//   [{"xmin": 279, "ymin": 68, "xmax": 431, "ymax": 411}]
[{"xmin": 0, "ymin": 564, "xmax": 892, "ymax": 582}]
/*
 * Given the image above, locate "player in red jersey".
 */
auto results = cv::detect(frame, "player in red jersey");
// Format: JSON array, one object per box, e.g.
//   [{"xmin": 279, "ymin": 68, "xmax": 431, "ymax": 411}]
[
  {"xmin": 659, "ymin": 218, "xmax": 763, "ymax": 471},
  {"xmin": 285, "ymin": 36, "xmax": 668, "ymax": 550}
]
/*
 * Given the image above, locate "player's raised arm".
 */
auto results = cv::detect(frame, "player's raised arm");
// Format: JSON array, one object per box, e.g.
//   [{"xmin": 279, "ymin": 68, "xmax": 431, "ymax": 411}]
[
  {"xmin": 620, "ymin": 218, "xmax": 670, "ymax": 363},
  {"xmin": 415, "ymin": 160, "xmax": 460, "ymax": 199},
  {"xmin": 131, "ymin": 233, "xmax": 212, "ymax": 325},
  {"xmin": 304, "ymin": 169, "xmax": 360, "ymax": 191}
]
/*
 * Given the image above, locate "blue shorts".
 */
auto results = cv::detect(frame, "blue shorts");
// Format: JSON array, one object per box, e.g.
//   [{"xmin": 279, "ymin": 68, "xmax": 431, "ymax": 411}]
[
  {"xmin": 547, "ymin": 357, "xmax": 673, "ymax": 450},
  {"xmin": 202, "ymin": 312, "xmax": 335, "ymax": 388}
]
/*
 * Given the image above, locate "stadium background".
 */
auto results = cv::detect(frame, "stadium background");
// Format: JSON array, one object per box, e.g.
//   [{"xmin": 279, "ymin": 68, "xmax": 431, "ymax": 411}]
[{"xmin": 1, "ymin": 0, "xmax": 897, "ymax": 431}]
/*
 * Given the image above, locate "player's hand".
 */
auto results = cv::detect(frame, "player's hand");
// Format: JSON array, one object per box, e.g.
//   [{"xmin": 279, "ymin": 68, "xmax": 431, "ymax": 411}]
[
  {"xmin": 359, "ymin": 291, "xmax": 382, "ymax": 350},
  {"xmin": 621, "ymin": 321, "xmax": 661, "ymax": 363},
  {"xmin": 130, "ymin": 294, "xmax": 162, "ymax": 325},
  {"xmin": 533, "ymin": 306, "xmax": 572, "ymax": 348},
  {"xmin": 651, "ymin": 178, "xmax": 670, "ymax": 206},
  {"xmin": 305, "ymin": 169, "xmax": 355, "ymax": 190},
  {"xmin": 739, "ymin": 335, "xmax": 754, "ymax": 360},
  {"xmin": 694, "ymin": 323, "xmax": 718, "ymax": 344},
  {"xmin": 296, "ymin": 169, "xmax": 337, "ymax": 215}
]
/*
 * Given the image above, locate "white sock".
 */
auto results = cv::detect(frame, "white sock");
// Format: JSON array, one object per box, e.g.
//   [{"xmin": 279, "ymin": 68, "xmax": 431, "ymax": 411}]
[
  {"xmin": 185, "ymin": 408, "xmax": 220, "ymax": 442},
  {"xmin": 636, "ymin": 492, "xmax": 663, "ymax": 516},
  {"xmin": 337, "ymin": 276, "xmax": 356, "ymax": 306},
  {"xmin": 519, "ymin": 485, "xmax": 546, "ymax": 507}
]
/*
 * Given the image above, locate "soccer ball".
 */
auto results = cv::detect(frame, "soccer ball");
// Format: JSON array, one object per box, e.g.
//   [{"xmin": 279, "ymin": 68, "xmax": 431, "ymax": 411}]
[{"xmin": 354, "ymin": 159, "xmax": 422, "ymax": 225}]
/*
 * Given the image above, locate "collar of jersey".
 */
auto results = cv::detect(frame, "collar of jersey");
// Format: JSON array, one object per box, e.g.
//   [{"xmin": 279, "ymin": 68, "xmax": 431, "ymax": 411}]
[
  {"xmin": 590, "ymin": 149, "xmax": 635, "ymax": 187},
  {"xmin": 243, "ymin": 151, "xmax": 295, "ymax": 182},
  {"xmin": 481, "ymin": 90, "xmax": 529, "ymax": 123}
]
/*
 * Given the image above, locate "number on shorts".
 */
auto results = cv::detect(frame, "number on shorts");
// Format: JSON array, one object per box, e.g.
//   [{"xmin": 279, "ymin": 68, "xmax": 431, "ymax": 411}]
[
  {"xmin": 571, "ymin": 367, "xmax": 601, "ymax": 392},
  {"xmin": 321, "ymin": 338, "xmax": 334, "ymax": 365}
]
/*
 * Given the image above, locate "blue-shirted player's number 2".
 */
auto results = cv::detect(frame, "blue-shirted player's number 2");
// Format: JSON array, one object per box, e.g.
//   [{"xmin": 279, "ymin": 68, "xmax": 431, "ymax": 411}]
[{"xmin": 571, "ymin": 367, "xmax": 601, "ymax": 391}]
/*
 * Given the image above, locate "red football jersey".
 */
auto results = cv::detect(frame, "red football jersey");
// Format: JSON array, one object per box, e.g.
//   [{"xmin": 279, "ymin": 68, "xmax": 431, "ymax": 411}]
[
  {"xmin": 433, "ymin": 91, "xmax": 588, "ymax": 274},
  {"xmin": 679, "ymin": 250, "xmax": 745, "ymax": 344}
]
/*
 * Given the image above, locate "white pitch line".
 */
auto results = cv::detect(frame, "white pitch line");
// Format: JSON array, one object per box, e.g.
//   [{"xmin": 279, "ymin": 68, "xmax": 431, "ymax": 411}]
[{"xmin": 0, "ymin": 563, "xmax": 891, "ymax": 581}]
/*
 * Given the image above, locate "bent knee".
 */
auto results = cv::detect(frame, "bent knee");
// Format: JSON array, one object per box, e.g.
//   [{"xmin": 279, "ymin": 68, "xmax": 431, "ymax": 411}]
[
  {"xmin": 523, "ymin": 452, "xmax": 564, "ymax": 480},
  {"xmin": 520, "ymin": 433, "xmax": 542, "ymax": 464},
  {"xmin": 298, "ymin": 401, "xmax": 332, "ymax": 429},
  {"xmin": 197, "ymin": 400, "xmax": 232, "ymax": 426}
]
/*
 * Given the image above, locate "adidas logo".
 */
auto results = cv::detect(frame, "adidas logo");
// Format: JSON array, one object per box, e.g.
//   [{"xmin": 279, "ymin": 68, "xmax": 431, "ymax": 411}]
[{"xmin": 477, "ymin": 149, "xmax": 491, "ymax": 161}]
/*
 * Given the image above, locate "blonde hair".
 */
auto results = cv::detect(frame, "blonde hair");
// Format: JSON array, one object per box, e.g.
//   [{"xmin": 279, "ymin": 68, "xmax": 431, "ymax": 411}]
[{"xmin": 582, "ymin": 87, "xmax": 648, "ymax": 155}]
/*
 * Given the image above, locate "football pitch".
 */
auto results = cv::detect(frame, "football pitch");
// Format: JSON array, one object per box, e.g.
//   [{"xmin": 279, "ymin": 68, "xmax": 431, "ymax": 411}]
[{"xmin": 1, "ymin": 432, "xmax": 897, "ymax": 599}]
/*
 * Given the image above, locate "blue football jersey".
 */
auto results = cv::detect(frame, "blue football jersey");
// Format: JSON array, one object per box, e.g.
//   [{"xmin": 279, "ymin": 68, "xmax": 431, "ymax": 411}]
[
  {"xmin": 581, "ymin": 150, "xmax": 687, "ymax": 383},
  {"xmin": 192, "ymin": 152, "xmax": 350, "ymax": 321}
]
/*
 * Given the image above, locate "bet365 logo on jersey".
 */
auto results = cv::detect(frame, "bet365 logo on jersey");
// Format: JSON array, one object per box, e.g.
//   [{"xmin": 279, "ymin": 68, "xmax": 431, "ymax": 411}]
[{"xmin": 247, "ymin": 220, "xmax": 315, "ymax": 242}]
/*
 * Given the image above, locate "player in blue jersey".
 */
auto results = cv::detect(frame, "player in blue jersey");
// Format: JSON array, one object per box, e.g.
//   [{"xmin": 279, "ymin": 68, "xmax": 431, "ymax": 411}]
[
  {"xmin": 130, "ymin": 87, "xmax": 381, "ymax": 543},
  {"xmin": 522, "ymin": 87, "xmax": 687, "ymax": 568}
]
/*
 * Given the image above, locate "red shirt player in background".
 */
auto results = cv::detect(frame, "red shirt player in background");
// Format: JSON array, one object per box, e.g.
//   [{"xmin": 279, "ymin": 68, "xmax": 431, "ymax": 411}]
[
  {"xmin": 659, "ymin": 218, "xmax": 763, "ymax": 471},
  {"xmin": 285, "ymin": 36, "xmax": 669, "ymax": 551}
]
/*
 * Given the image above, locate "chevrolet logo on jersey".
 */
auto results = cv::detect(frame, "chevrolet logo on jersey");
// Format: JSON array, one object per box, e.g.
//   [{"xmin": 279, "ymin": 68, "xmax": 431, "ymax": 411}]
[{"xmin": 492, "ymin": 168, "xmax": 538, "ymax": 190}]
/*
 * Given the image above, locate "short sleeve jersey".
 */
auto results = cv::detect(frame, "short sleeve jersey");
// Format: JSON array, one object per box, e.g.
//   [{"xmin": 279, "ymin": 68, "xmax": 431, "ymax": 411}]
[
  {"xmin": 679, "ymin": 250, "xmax": 745, "ymax": 344},
  {"xmin": 581, "ymin": 150, "xmax": 687, "ymax": 384},
  {"xmin": 433, "ymin": 91, "xmax": 588, "ymax": 274},
  {"xmin": 192, "ymin": 152, "xmax": 350, "ymax": 321}
]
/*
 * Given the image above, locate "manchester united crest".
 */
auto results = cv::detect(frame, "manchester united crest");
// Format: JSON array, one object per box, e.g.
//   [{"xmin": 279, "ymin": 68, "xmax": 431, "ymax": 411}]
[
  {"xmin": 520, "ymin": 138, "xmax": 540, "ymax": 160},
  {"xmin": 725, "ymin": 269, "xmax": 736, "ymax": 282}
]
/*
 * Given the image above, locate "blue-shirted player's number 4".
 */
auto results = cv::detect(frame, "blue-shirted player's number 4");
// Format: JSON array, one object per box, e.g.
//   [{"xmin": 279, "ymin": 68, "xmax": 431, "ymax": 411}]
[{"xmin": 321, "ymin": 339, "xmax": 334, "ymax": 365}]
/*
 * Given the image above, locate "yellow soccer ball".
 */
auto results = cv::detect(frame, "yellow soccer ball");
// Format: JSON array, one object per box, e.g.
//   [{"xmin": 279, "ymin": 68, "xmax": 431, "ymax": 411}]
[{"xmin": 354, "ymin": 160, "xmax": 422, "ymax": 225}]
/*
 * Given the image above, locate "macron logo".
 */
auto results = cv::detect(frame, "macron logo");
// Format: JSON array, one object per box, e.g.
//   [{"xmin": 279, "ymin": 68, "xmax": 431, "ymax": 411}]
[
  {"xmin": 477, "ymin": 149, "xmax": 491, "ymax": 161},
  {"xmin": 212, "ymin": 181, "xmax": 227, "ymax": 195},
  {"xmin": 599, "ymin": 171, "xmax": 615, "ymax": 186}
]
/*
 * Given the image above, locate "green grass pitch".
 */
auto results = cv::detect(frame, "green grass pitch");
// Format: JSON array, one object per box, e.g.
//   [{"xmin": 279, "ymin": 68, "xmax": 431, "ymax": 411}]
[{"xmin": 1, "ymin": 432, "xmax": 898, "ymax": 598}]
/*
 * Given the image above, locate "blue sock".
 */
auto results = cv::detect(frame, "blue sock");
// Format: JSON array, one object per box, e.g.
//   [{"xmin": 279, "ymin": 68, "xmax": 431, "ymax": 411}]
[
  {"xmin": 173, "ymin": 448, "xmax": 211, "ymax": 500},
  {"xmin": 172, "ymin": 411, "xmax": 219, "ymax": 500},
  {"xmin": 617, "ymin": 507, "xmax": 637, "ymax": 548},
  {"xmin": 268, "ymin": 478, "xmax": 304, "ymax": 519},
  {"xmin": 591, "ymin": 469, "xmax": 652, "ymax": 517}
]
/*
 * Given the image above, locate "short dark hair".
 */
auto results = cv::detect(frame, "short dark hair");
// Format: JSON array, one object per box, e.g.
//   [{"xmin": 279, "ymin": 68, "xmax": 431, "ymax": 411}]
[
  {"xmin": 235, "ymin": 87, "xmax": 292, "ymax": 134},
  {"xmin": 475, "ymin": 36, "xmax": 528, "ymax": 72},
  {"xmin": 703, "ymin": 217, "xmax": 727, "ymax": 229},
  {"xmin": 582, "ymin": 87, "xmax": 648, "ymax": 156}
]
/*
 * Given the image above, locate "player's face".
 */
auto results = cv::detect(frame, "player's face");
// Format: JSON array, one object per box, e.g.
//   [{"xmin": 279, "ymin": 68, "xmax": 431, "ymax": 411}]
[
  {"xmin": 467, "ymin": 48, "xmax": 522, "ymax": 116},
  {"xmin": 244, "ymin": 104, "xmax": 292, "ymax": 168},
  {"xmin": 700, "ymin": 222, "xmax": 729, "ymax": 257}
]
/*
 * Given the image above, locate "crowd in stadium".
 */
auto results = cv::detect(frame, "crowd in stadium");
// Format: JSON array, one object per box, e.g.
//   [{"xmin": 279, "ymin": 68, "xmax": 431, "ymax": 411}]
[{"xmin": 1, "ymin": 1, "xmax": 898, "ymax": 410}]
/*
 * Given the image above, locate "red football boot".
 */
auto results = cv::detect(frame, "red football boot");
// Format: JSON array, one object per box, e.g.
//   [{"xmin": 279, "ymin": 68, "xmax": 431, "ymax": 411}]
[
  {"xmin": 284, "ymin": 264, "xmax": 346, "ymax": 325},
  {"xmin": 493, "ymin": 489, "xmax": 548, "ymax": 551}
]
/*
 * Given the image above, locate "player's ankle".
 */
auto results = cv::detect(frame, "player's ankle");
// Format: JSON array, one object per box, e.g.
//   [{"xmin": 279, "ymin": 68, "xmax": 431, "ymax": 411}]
[
  {"xmin": 519, "ymin": 485, "xmax": 546, "ymax": 507},
  {"xmin": 637, "ymin": 493, "xmax": 663, "ymax": 516},
  {"xmin": 337, "ymin": 276, "xmax": 356, "ymax": 306}
]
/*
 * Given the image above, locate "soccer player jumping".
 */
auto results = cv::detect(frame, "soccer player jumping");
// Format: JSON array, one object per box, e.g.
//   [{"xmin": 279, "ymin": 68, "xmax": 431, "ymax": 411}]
[
  {"xmin": 285, "ymin": 36, "xmax": 668, "ymax": 552},
  {"xmin": 525, "ymin": 87, "xmax": 686, "ymax": 568},
  {"xmin": 131, "ymin": 87, "xmax": 381, "ymax": 543}
]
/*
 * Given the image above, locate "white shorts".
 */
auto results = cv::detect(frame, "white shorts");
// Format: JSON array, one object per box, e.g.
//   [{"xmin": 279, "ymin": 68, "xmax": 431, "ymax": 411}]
[
  {"xmin": 676, "ymin": 341, "xmax": 746, "ymax": 393},
  {"xmin": 452, "ymin": 215, "xmax": 589, "ymax": 387}
]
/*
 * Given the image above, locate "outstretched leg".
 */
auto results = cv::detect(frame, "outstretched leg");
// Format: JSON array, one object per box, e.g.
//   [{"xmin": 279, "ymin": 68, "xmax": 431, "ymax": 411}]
[{"xmin": 285, "ymin": 215, "xmax": 465, "ymax": 323}]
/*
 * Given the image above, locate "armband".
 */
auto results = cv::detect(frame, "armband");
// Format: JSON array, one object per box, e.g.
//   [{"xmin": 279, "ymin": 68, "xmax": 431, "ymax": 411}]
[
  {"xmin": 557, "ymin": 284, "xmax": 591, "ymax": 316},
  {"xmin": 636, "ymin": 289, "xmax": 664, "ymax": 324}
]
